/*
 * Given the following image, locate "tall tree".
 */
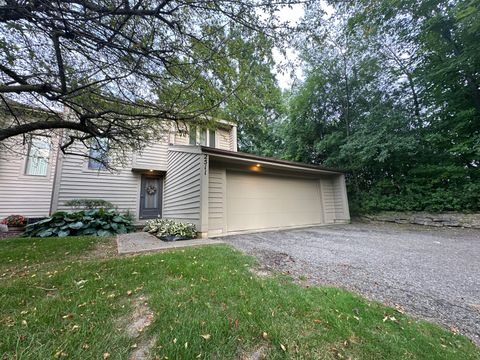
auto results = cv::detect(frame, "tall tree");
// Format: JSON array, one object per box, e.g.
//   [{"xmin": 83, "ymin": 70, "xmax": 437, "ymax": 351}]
[
  {"xmin": 0, "ymin": 0, "xmax": 295, "ymax": 160},
  {"xmin": 277, "ymin": 0, "xmax": 479, "ymax": 213}
]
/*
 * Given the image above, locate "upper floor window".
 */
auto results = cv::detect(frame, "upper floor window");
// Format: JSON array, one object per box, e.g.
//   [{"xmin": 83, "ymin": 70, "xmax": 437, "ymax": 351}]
[
  {"xmin": 88, "ymin": 138, "xmax": 109, "ymax": 170},
  {"xmin": 189, "ymin": 126, "xmax": 216, "ymax": 147},
  {"xmin": 25, "ymin": 135, "xmax": 51, "ymax": 176}
]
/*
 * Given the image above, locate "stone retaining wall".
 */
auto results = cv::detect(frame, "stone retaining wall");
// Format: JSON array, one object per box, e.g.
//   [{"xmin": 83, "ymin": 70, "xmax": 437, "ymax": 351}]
[{"xmin": 360, "ymin": 212, "xmax": 480, "ymax": 229}]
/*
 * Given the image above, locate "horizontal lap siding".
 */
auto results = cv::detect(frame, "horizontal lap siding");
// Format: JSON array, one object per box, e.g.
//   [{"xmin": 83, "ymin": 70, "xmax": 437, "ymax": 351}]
[
  {"xmin": 174, "ymin": 131, "xmax": 189, "ymax": 146},
  {"xmin": 0, "ymin": 137, "xmax": 58, "ymax": 218},
  {"xmin": 320, "ymin": 178, "xmax": 336, "ymax": 223},
  {"xmin": 163, "ymin": 150, "xmax": 201, "ymax": 227},
  {"xmin": 132, "ymin": 136, "xmax": 168, "ymax": 170},
  {"xmin": 208, "ymin": 167, "xmax": 225, "ymax": 234},
  {"xmin": 332, "ymin": 175, "xmax": 350, "ymax": 221},
  {"xmin": 217, "ymin": 129, "xmax": 231, "ymax": 150},
  {"xmin": 320, "ymin": 175, "xmax": 350, "ymax": 223},
  {"xmin": 55, "ymin": 143, "xmax": 140, "ymax": 218}
]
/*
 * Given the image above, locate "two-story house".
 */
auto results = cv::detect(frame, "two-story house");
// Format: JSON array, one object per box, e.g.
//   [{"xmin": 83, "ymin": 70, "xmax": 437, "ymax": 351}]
[{"xmin": 0, "ymin": 117, "xmax": 350, "ymax": 237}]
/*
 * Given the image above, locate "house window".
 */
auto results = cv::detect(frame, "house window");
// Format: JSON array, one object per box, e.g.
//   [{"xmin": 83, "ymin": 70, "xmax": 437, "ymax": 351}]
[
  {"xmin": 199, "ymin": 128, "xmax": 207, "ymax": 145},
  {"xmin": 189, "ymin": 126, "xmax": 197, "ymax": 145},
  {"xmin": 209, "ymin": 129, "xmax": 216, "ymax": 148},
  {"xmin": 88, "ymin": 138, "xmax": 109, "ymax": 170},
  {"xmin": 25, "ymin": 136, "xmax": 51, "ymax": 176},
  {"xmin": 188, "ymin": 126, "xmax": 215, "ymax": 147}
]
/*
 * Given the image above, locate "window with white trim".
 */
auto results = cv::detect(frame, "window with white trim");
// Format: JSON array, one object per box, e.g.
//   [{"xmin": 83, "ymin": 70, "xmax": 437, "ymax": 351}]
[
  {"xmin": 88, "ymin": 138, "xmax": 109, "ymax": 170},
  {"xmin": 189, "ymin": 126, "xmax": 215, "ymax": 147},
  {"xmin": 25, "ymin": 136, "xmax": 51, "ymax": 176}
]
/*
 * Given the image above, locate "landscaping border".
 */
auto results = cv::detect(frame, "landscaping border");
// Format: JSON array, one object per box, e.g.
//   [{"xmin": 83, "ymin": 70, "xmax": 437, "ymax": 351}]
[{"xmin": 360, "ymin": 212, "xmax": 480, "ymax": 229}]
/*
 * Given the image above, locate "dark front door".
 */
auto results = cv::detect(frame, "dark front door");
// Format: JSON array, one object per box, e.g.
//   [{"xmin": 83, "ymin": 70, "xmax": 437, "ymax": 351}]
[{"xmin": 139, "ymin": 175, "xmax": 163, "ymax": 219}]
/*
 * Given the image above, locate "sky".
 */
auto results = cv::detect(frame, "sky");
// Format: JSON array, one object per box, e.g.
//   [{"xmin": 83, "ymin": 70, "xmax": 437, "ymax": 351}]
[
  {"xmin": 273, "ymin": 4, "xmax": 305, "ymax": 90},
  {"xmin": 273, "ymin": 2, "xmax": 334, "ymax": 90}
]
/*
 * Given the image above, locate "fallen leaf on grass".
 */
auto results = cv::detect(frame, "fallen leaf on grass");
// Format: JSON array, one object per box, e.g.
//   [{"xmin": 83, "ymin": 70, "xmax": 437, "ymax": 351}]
[
  {"xmin": 261, "ymin": 332, "xmax": 268, "ymax": 339},
  {"xmin": 75, "ymin": 280, "xmax": 87, "ymax": 287},
  {"xmin": 201, "ymin": 334, "xmax": 211, "ymax": 340},
  {"xmin": 449, "ymin": 326, "xmax": 460, "ymax": 335},
  {"xmin": 383, "ymin": 315, "xmax": 397, "ymax": 322},
  {"xmin": 54, "ymin": 350, "xmax": 68, "ymax": 358},
  {"xmin": 280, "ymin": 344, "xmax": 286, "ymax": 351},
  {"xmin": 103, "ymin": 352, "xmax": 110, "ymax": 359}
]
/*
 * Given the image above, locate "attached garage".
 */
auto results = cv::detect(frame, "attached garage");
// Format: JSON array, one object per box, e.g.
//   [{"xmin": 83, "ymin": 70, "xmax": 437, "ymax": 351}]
[{"xmin": 203, "ymin": 147, "xmax": 350, "ymax": 237}]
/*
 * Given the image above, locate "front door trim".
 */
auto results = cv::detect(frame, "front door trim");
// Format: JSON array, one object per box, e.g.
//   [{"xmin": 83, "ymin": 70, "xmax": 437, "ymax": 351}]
[{"xmin": 139, "ymin": 174, "xmax": 163, "ymax": 219}]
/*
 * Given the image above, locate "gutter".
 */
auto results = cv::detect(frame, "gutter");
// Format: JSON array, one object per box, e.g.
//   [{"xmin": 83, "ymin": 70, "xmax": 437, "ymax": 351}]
[{"xmin": 200, "ymin": 146, "xmax": 345, "ymax": 175}]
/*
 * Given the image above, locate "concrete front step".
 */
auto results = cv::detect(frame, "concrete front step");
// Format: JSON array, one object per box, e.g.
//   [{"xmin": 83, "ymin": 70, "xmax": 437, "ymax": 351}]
[{"xmin": 117, "ymin": 232, "xmax": 224, "ymax": 255}]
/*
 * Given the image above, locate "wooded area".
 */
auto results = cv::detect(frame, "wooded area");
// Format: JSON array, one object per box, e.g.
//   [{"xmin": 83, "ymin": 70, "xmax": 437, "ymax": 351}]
[{"xmin": 239, "ymin": 0, "xmax": 480, "ymax": 214}]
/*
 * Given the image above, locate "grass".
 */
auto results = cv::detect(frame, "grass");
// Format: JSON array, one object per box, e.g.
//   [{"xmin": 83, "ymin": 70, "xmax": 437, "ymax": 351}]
[{"xmin": 0, "ymin": 237, "xmax": 478, "ymax": 359}]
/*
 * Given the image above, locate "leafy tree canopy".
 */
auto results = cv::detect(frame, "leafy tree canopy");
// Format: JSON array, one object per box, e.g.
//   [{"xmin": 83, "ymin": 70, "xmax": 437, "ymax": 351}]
[
  {"xmin": 0, "ymin": 0, "xmax": 296, "ymax": 160},
  {"xmin": 270, "ymin": 0, "xmax": 479, "ymax": 213}
]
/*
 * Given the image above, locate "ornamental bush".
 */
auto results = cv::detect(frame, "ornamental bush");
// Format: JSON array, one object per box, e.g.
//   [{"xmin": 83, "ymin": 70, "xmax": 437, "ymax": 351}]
[
  {"xmin": 1, "ymin": 215, "xmax": 27, "ymax": 227},
  {"xmin": 64, "ymin": 198, "xmax": 115, "ymax": 210},
  {"xmin": 143, "ymin": 219, "xmax": 196, "ymax": 240},
  {"xmin": 23, "ymin": 208, "xmax": 135, "ymax": 238}
]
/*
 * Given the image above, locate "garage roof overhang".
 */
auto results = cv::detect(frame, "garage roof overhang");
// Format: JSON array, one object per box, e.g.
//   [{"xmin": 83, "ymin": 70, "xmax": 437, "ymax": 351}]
[{"xmin": 201, "ymin": 146, "xmax": 344, "ymax": 176}]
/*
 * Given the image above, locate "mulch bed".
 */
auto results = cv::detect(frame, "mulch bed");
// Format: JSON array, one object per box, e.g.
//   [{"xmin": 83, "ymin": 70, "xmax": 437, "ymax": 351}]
[{"xmin": 0, "ymin": 231, "xmax": 23, "ymax": 240}]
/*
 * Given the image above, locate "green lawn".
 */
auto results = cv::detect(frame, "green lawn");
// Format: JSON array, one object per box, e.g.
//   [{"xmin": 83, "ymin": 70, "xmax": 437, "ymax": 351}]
[{"xmin": 0, "ymin": 237, "xmax": 478, "ymax": 359}]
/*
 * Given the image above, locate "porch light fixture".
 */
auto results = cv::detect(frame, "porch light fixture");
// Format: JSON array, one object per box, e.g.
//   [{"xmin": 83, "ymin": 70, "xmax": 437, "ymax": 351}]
[
  {"xmin": 256, "ymin": 163, "xmax": 261, "ymax": 167},
  {"xmin": 149, "ymin": 169, "xmax": 154, "ymax": 172}
]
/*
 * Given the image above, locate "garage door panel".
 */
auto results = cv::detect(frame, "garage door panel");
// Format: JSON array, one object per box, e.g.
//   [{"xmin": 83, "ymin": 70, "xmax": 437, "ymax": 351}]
[{"xmin": 226, "ymin": 171, "xmax": 323, "ymax": 232}]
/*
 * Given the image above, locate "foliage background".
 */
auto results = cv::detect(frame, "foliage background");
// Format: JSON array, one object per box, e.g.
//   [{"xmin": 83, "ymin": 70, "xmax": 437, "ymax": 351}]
[{"xmin": 238, "ymin": 0, "xmax": 480, "ymax": 215}]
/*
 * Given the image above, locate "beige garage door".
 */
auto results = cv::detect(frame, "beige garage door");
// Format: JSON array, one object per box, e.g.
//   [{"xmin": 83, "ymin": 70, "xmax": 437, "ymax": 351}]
[{"xmin": 226, "ymin": 171, "xmax": 324, "ymax": 232}]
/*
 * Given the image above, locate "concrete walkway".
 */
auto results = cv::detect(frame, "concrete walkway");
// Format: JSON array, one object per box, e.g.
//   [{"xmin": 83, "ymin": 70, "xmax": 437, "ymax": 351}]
[{"xmin": 117, "ymin": 232, "xmax": 224, "ymax": 255}]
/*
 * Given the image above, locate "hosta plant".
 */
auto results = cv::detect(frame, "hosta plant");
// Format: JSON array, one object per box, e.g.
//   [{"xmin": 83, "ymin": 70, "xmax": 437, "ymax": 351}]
[
  {"xmin": 23, "ymin": 208, "xmax": 135, "ymax": 238},
  {"xmin": 143, "ymin": 219, "xmax": 196, "ymax": 241}
]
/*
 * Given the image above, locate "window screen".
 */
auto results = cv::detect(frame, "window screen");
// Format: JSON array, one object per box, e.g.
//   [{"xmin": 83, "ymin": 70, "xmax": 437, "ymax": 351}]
[
  {"xmin": 209, "ymin": 130, "xmax": 216, "ymax": 148},
  {"xmin": 189, "ymin": 126, "xmax": 197, "ymax": 145},
  {"xmin": 25, "ymin": 136, "xmax": 50, "ymax": 176},
  {"xmin": 88, "ymin": 138, "xmax": 108, "ymax": 170},
  {"xmin": 199, "ymin": 128, "xmax": 207, "ymax": 145}
]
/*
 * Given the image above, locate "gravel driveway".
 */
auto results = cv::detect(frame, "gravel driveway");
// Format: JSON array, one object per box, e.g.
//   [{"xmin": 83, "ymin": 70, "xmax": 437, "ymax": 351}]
[{"xmin": 222, "ymin": 222, "xmax": 480, "ymax": 345}]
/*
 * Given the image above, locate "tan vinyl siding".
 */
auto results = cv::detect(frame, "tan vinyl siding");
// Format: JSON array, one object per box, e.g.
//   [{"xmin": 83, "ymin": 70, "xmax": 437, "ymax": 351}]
[
  {"xmin": 229, "ymin": 126, "xmax": 237, "ymax": 151},
  {"xmin": 132, "ymin": 135, "xmax": 169, "ymax": 170},
  {"xmin": 0, "ymin": 136, "xmax": 58, "ymax": 218},
  {"xmin": 208, "ymin": 167, "xmax": 226, "ymax": 235},
  {"xmin": 54, "ymin": 143, "xmax": 141, "ymax": 219},
  {"xmin": 332, "ymin": 175, "xmax": 350, "ymax": 221},
  {"xmin": 320, "ymin": 178, "xmax": 336, "ymax": 223},
  {"xmin": 217, "ymin": 128, "xmax": 231, "ymax": 150},
  {"xmin": 174, "ymin": 132, "xmax": 189, "ymax": 145},
  {"xmin": 162, "ymin": 149, "xmax": 202, "ymax": 227},
  {"xmin": 320, "ymin": 176, "xmax": 350, "ymax": 223}
]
